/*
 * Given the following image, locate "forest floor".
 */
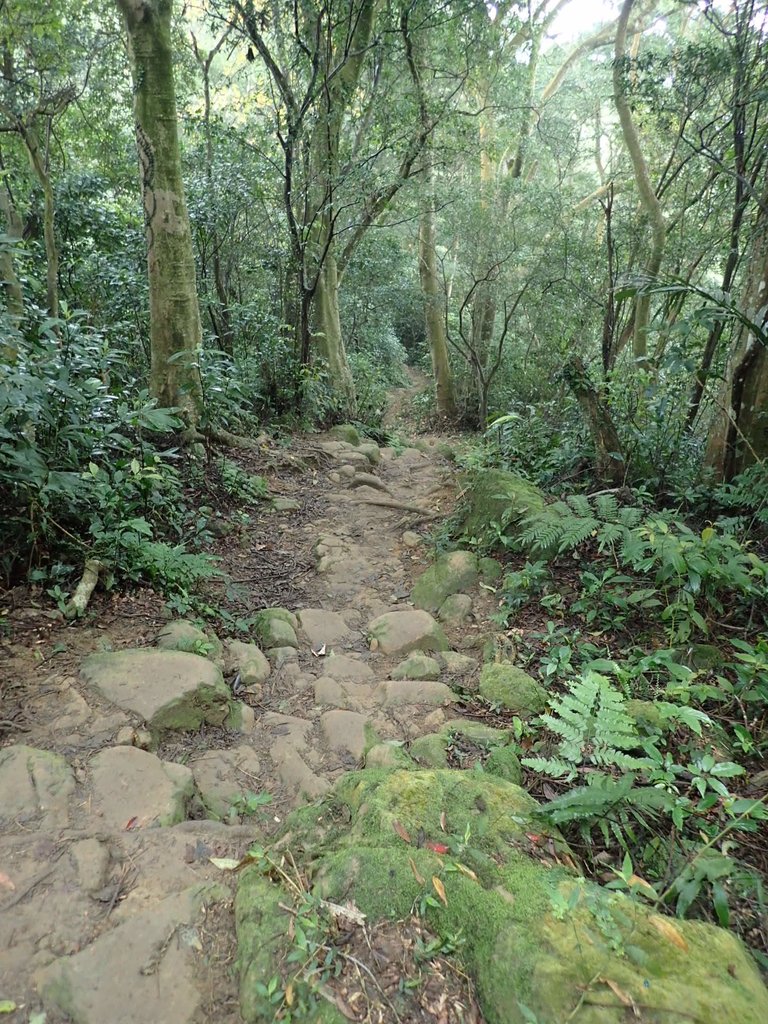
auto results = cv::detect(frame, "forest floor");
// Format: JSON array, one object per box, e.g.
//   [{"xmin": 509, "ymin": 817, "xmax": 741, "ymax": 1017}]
[{"xmin": 0, "ymin": 372, "xmax": 505, "ymax": 1024}]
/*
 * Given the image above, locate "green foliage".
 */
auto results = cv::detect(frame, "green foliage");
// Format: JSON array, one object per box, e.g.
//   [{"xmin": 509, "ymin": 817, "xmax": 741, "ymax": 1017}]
[{"xmin": 522, "ymin": 672, "xmax": 653, "ymax": 780}]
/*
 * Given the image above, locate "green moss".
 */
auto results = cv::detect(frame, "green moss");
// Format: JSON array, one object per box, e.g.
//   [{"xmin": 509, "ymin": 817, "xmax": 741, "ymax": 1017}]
[
  {"xmin": 236, "ymin": 770, "xmax": 768, "ymax": 1024},
  {"xmin": 253, "ymin": 609, "xmax": 298, "ymax": 649},
  {"xmin": 409, "ymin": 733, "xmax": 449, "ymax": 768},
  {"xmin": 459, "ymin": 470, "xmax": 545, "ymax": 546},
  {"xmin": 411, "ymin": 550, "xmax": 479, "ymax": 613},
  {"xmin": 484, "ymin": 746, "xmax": 523, "ymax": 785},
  {"xmin": 479, "ymin": 663, "xmax": 548, "ymax": 717},
  {"xmin": 149, "ymin": 682, "xmax": 233, "ymax": 734},
  {"xmin": 328, "ymin": 424, "xmax": 361, "ymax": 445},
  {"xmin": 478, "ymin": 556, "xmax": 502, "ymax": 583}
]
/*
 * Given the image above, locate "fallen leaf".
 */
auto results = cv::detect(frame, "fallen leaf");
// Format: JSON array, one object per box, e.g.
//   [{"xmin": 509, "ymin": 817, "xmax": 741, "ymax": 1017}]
[
  {"xmin": 0, "ymin": 1002, "xmax": 16, "ymax": 1014},
  {"xmin": 209, "ymin": 856, "xmax": 242, "ymax": 871},
  {"xmin": 432, "ymin": 876, "xmax": 448, "ymax": 906},
  {"xmin": 426, "ymin": 842, "xmax": 449, "ymax": 855},
  {"xmin": 311, "ymin": 643, "xmax": 326, "ymax": 657},
  {"xmin": 0, "ymin": 870, "xmax": 15, "ymax": 891},
  {"xmin": 124, "ymin": 816, "xmax": 139, "ymax": 831},
  {"xmin": 392, "ymin": 820, "xmax": 411, "ymax": 844},
  {"xmin": 628, "ymin": 874, "xmax": 657, "ymax": 897},
  {"xmin": 525, "ymin": 833, "xmax": 542, "ymax": 845},
  {"xmin": 408, "ymin": 857, "xmax": 425, "ymax": 886},
  {"xmin": 440, "ymin": 810, "xmax": 447, "ymax": 832},
  {"xmin": 650, "ymin": 914, "xmax": 689, "ymax": 952},
  {"xmin": 600, "ymin": 977, "xmax": 637, "ymax": 1015},
  {"xmin": 454, "ymin": 862, "xmax": 478, "ymax": 881},
  {"xmin": 285, "ymin": 982, "xmax": 294, "ymax": 1006}
]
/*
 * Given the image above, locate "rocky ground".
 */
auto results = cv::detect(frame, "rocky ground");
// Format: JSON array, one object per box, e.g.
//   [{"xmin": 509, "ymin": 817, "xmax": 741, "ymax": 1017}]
[
  {"xmin": 0, "ymin": 381, "xmax": 500, "ymax": 1023},
  {"xmin": 2, "ymin": 380, "xmax": 767, "ymax": 1024}
]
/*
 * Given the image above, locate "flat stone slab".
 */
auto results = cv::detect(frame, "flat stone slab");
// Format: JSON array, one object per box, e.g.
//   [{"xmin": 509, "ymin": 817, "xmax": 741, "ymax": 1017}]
[
  {"xmin": 0, "ymin": 744, "xmax": 74, "ymax": 828},
  {"xmin": 81, "ymin": 650, "xmax": 232, "ymax": 735},
  {"xmin": 36, "ymin": 883, "xmax": 225, "ymax": 1024},
  {"xmin": 374, "ymin": 680, "xmax": 454, "ymax": 707},
  {"xmin": 321, "ymin": 710, "xmax": 370, "ymax": 759},
  {"xmin": 297, "ymin": 608, "xmax": 354, "ymax": 648},
  {"xmin": 89, "ymin": 746, "xmax": 195, "ymax": 829},
  {"xmin": 314, "ymin": 677, "xmax": 375, "ymax": 710},
  {"xmin": 391, "ymin": 654, "xmax": 441, "ymax": 681},
  {"xmin": 321, "ymin": 654, "xmax": 375, "ymax": 681},
  {"xmin": 368, "ymin": 610, "xmax": 448, "ymax": 656},
  {"xmin": 190, "ymin": 745, "xmax": 264, "ymax": 820}
]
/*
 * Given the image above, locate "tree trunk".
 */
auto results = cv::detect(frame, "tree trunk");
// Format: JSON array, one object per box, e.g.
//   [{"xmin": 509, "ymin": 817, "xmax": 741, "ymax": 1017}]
[
  {"xmin": 312, "ymin": 252, "xmax": 356, "ymax": 414},
  {"xmin": 614, "ymin": 0, "xmax": 666, "ymax": 365},
  {"xmin": 116, "ymin": 0, "xmax": 203, "ymax": 427},
  {"xmin": 19, "ymin": 123, "xmax": 58, "ymax": 319},
  {"xmin": 706, "ymin": 168, "xmax": 768, "ymax": 479},
  {"xmin": 563, "ymin": 356, "xmax": 627, "ymax": 485},
  {"xmin": 0, "ymin": 152, "xmax": 24, "ymax": 320},
  {"xmin": 418, "ymin": 203, "xmax": 455, "ymax": 418}
]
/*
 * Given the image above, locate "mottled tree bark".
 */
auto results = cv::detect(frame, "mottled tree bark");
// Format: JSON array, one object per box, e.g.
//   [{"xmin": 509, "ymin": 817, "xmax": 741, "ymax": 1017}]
[
  {"xmin": 0, "ymin": 150, "xmax": 23, "ymax": 320},
  {"xmin": 563, "ymin": 356, "xmax": 627, "ymax": 485},
  {"xmin": 614, "ymin": 0, "xmax": 666, "ymax": 365},
  {"xmin": 706, "ymin": 168, "xmax": 768, "ymax": 479},
  {"xmin": 116, "ymin": 0, "xmax": 203, "ymax": 427}
]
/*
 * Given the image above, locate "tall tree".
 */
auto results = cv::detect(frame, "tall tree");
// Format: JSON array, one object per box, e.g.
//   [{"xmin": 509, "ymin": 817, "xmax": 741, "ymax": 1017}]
[{"xmin": 116, "ymin": 0, "xmax": 204, "ymax": 427}]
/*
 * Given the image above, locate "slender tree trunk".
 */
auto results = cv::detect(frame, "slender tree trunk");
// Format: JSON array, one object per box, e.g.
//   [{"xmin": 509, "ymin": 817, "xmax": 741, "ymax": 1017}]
[
  {"xmin": 0, "ymin": 151, "xmax": 23, "ymax": 320},
  {"xmin": 614, "ymin": 0, "xmax": 666, "ymax": 364},
  {"xmin": 563, "ymin": 355, "xmax": 627, "ymax": 485},
  {"xmin": 312, "ymin": 252, "xmax": 356, "ymax": 412},
  {"xmin": 418, "ymin": 199, "xmax": 455, "ymax": 418},
  {"xmin": 116, "ymin": 0, "xmax": 203, "ymax": 427},
  {"xmin": 19, "ymin": 123, "xmax": 58, "ymax": 319}
]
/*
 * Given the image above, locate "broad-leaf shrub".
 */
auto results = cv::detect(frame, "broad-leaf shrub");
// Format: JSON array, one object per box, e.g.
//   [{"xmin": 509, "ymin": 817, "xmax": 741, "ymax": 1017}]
[{"xmin": 0, "ymin": 310, "xmax": 201, "ymax": 590}]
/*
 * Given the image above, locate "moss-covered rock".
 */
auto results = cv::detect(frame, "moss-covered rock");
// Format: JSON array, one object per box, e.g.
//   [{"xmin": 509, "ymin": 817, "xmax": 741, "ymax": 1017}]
[
  {"xmin": 484, "ymin": 745, "xmax": 523, "ymax": 784},
  {"xmin": 253, "ymin": 609, "xmax": 299, "ymax": 649},
  {"xmin": 328, "ymin": 424, "xmax": 361, "ymax": 445},
  {"xmin": 478, "ymin": 556, "xmax": 502, "ymax": 583},
  {"xmin": 368, "ymin": 610, "xmax": 448, "ymax": 655},
  {"xmin": 438, "ymin": 593, "xmax": 473, "ymax": 624},
  {"xmin": 390, "ymin": 653, "xmax": 441, "ymax": 681},
  {"xmin": 459, "ymin": 469, "xmax": 545, "ymax": 547},
  {"xmin": 478, "ymin": 663, "xmax": 548, "ymax": 717},
  {"xmin": 411, "ymin": 550, "xmax": 479, "ymax": 613},
  {"xmin": 236, "ymin": 770, "xmax": 768, "ymax": 1024},
  {"xmin": 156, "ymin": 620, "xmax": 223, "ymax": 662},
  {"xmin": 409, "ymin": 733, "xmax": 449, "ymax": 768}
]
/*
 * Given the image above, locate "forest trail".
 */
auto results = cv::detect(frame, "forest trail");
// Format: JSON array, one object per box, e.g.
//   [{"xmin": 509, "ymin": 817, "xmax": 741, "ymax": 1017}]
[{"xmin": 0, "ymin": 379, "xmax": 498, "ymax": 1024}]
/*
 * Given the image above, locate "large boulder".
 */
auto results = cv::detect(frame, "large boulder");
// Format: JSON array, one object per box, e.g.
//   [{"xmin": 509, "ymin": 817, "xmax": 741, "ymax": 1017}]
[
  {"xmin": 235, "ymin": 769, "xmax": 768, "ymax": 1024},
  {"xmin": 458, "ymin": 469, "xmax": 545, "ymax": 546},
  {"xmin": 88, "ymin": 746, "xmax": 195, "ymax": 828},
  {"xmin": 411, "ymin": 550, "xmax": 479, "ymax": 613},
  {"xmin": 81, "ymin": 649, "xmax": 234, "ymax": 737}
]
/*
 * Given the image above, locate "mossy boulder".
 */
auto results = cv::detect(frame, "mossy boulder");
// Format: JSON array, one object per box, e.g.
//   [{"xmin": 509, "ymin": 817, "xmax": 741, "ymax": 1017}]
[
  {"xmin": 484, "ymin": 745, "xmax": 523, "ymax": 785},
  {"xmin": 236, "ymin": 769, "xmax": 768, "ymax": 1024},
  {"xmin": 478, "ymin": 663, "xmax": 548, "ymax": 718},
  {"xmin": 253, "ymin": 609, "xmax": 299, "ymax": 649},
  {"xmin": 409, "ymin": 733, "xmax": 449, "ymax": 768},
  {"xmin": 459, "ymin": 469, "xmax": 545, "ymax": 547},
  {"xmin": 478, "ymin": 556, "xmax": 502, "ymax": 583},
  {"xmin": 438, "ymin": 593, "xmax": 473, "ymax": 624},
  {"xmin": 368, "ymin": 610, "xmax": 448, "ymax": 656},
  {"xmin": 411, "ymin": 550, "xmax": 479, "ymax": 613},
  {"xmin": 390, "ymin": 653, "xmax": 441, "ymax": 681},
  {"xmin": 328, "ymin": 424, "xmax": 361, "ymax": 445},
  {"xmin": 156, "ymin": 620, "xmax": 223, "ymax": 663}
]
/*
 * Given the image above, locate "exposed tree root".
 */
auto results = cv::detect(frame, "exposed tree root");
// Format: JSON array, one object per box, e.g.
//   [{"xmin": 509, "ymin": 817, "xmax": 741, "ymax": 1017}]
[{"xmin": 64, "ymin": 558, "xmax": 103, "ymax": 620}]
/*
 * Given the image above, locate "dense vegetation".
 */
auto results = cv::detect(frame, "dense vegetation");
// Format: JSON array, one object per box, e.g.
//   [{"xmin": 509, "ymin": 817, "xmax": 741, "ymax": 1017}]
[{"xmin": 2, "ymin": 0, "xmax": 767, "ymax": 979}]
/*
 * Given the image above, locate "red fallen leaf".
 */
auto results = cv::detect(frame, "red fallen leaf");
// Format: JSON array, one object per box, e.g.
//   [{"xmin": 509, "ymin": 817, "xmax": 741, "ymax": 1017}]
[
  {"xmin": 526, "ymin": 833, "xmax": 542, "ymax": 845},
  {"xmin": 392, "ymin": 820, "xmax": 411, "ymax": 844},
  {"xmin": 426, "ymin": 842, "xmax": 450, "ymax": 855},
  {"xmin": 124, "ymin": 816, "xmax": 139, "ymax": 831}
]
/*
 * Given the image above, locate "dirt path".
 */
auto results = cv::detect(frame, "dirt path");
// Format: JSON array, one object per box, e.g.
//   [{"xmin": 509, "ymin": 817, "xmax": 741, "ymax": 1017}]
[{"xmin": 0, "ymin": 384, "xmax": 497, "ymax": 1024}]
